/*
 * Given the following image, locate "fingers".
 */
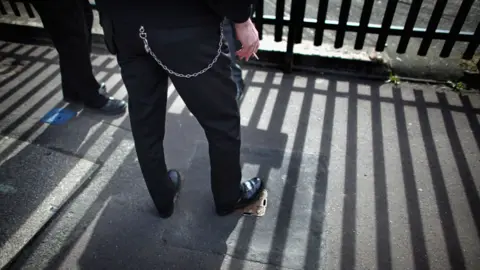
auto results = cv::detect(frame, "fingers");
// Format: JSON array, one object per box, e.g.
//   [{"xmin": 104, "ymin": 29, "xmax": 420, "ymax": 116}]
[
  {"xmin": 245, "ymin": 43, "xmax": 255, "ymax": 61},
  {"xmin": 253, "ymin": 40, "xmax": 260, "ymax": 54},
  {"xmin": 236, "ymin": 50, "xmax": 247, "ymax": 61},
  {"xmin": 233, "ymin": 20, "xmax": 260, "ymax": 61},
  {"xmin": 236, "ymin": 47, "xmax": 253, "ymax": 61},
  {"xmin": 236, "ymin": 40, "xmax": 260, "ymax": 61},
  {"xmin": 248, "ymin": 41, "xmax": 260, "ymax": 60}
]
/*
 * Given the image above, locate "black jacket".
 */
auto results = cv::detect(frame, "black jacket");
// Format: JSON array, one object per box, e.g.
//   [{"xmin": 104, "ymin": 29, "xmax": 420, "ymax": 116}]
[{"xmin": 95, "ymin": 0, "xmax": 256, "ymax": 29}]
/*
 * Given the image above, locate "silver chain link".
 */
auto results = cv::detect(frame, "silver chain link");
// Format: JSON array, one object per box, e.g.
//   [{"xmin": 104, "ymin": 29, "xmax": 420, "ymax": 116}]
[{"xmin": 139, "ymin": 23, "xmax": 224, "ymax": 78}]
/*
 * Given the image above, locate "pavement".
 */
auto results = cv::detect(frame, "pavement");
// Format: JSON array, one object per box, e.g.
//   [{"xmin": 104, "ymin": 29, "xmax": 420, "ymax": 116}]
[{"xmin": 1, "ymin": 40, "xmax": 480, "ymax": 270}]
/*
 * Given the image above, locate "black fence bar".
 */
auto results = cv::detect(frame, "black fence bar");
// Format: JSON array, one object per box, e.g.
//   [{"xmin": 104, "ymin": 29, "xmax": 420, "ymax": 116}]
[
  {"xmin": 273, "ymin": 0, "xmax": 285, "ymax": 42},
  {"xmin": 463, "ymin": 21, "xmax": 480, "ymax": 59},
  {"xmin": 294, "ymin": 0, "xmax": 307, "ymax": 43},
  {"xmin": 313, "ymin": 0, "xmax": 329, "ymax": 46},
  {"xmin": 418, "ymin": 0, "xmax": 448, "ymax": 56},
  {"xmin": 441, "ymin": 0, "xmax": 475, "ymax": 58},
  {"xmin": 254, "ymin": 0, "xmax": 264, "ymax": 40},
  {"xmin": 354, "ymin": 0, "xmax": 375, "ymax": 50},
  {"xmin": 285, "ymin": 0, "xmax": 306, "ymax": 71},
  {"xmin": 375, "ymin": 0, "xmax": 399, "ymax": 52},
  {"xmin": 397, "ymin": 0, "xmax": 423, "ymax": 54},
  {"xmin": 334, "ymin": 0, "xmax": 351, "ymax": 48}
]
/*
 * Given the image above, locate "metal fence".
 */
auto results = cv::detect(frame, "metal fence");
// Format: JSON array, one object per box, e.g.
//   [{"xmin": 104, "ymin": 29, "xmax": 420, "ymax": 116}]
[
  {"xmin": 251, "ymin": 0, "xmax": 480, "ymax": 71},
  {"xmin": 1, "ymin": 0, "xmax": 480, "ymax": 72}
]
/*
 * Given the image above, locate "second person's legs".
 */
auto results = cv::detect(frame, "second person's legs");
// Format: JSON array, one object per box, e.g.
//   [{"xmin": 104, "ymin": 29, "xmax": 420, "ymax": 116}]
[
  {"xmin": 33, "ymin": 0, "xmax": 126, "ymax": 114},
  {"xmin": 33, "ymin": 0, "xmax": 104, "ymax": 107}
]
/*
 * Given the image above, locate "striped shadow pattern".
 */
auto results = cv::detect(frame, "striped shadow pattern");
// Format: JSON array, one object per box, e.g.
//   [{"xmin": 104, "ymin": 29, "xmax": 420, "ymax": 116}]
[{"xmin": 0, "ymin": 41, "xmax": 479, "ymax": 270}]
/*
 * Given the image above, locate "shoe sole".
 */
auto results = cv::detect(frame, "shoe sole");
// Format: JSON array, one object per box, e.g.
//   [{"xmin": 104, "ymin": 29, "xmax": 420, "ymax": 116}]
[
  {"xmin": 64, "ymin": 99, "xmax": 127, "ymax": 116},
  {"xmin": 216, "ymin": 181, "xmax": 266, "ymax": 216},
  {"xmin": 93, "ymin": 105, "xmax": 127, "ymax": 116},
  {"xmin": 241, "ymin": 189, "xmax": 268, "ymax": 217}
]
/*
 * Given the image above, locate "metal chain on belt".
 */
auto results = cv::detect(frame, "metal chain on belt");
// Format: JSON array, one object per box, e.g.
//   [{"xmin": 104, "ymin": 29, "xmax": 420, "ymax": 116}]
[{"xmin": 138, "ymin": 23, "xmax": 224, "ymax": 78}]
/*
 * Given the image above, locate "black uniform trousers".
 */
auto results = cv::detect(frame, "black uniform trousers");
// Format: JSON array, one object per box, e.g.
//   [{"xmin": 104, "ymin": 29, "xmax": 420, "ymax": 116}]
[
  {"xmin": 32, "ymin": 0, "xmax": 106, "ymax": 107},
  {"xmin": 108, "ymin": 20, "xmax": 243, "ymax": 212}
]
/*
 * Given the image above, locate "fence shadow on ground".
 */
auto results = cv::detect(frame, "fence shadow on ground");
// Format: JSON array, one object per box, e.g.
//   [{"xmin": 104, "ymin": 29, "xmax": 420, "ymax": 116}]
[{"xmin": 1, "ymin": 41, "xmax": 480, "ymax": 270}]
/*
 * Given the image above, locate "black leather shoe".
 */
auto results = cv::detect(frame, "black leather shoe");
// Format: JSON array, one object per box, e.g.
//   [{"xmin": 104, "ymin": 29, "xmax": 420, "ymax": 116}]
[
  {"xmin": 216, "ymin": 177, "xmax": 265, "ymax": 216},
  {"xmin": 64, "ymin": 83, "xmax": 126, "ymax": 115},
  {"xmin": 65, "ymin": 95, "xmax": 127, "ymax": 116},
  {"xmin": 158, "ymin": 170, "xmax": 182, "ymax": 218},
  {"xmin": 93, "ymin": 97, "xmax": 127, "ymax": 115}
]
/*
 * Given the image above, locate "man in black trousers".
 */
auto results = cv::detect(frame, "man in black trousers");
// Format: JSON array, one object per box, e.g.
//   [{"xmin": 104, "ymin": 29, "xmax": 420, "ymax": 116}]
[
  {"xmin": 32, "ymin": 0, "xmax": 126, "ymax": 114},
  {"xmin": 95, "ymin": 0, "xmax": 265, "ymax": 217}
]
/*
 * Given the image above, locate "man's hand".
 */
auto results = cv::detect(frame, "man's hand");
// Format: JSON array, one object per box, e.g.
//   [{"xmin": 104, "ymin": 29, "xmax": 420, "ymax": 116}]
[{"xmin": 234, "ymin": 18, "xmax": 259, "ymax": 61}]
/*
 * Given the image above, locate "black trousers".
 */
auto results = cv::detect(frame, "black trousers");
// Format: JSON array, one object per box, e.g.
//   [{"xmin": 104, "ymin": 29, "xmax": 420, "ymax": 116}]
[
  {"xmin": 109, "ymin": 20, "xmax": 242, "ymax": 212},
  {"xmin": 32, "ymin": 0, "xmax": 106, "ymax": 107}
]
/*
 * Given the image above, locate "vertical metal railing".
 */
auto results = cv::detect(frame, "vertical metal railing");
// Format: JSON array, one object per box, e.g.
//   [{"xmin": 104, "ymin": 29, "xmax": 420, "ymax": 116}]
[
  {"xmin": 313, "ymin": 0, "xmax": 329, "ymax": 46},
  {"xmin": 418, "ymin": 0, "xmax": 448, "ymax": 56},
  {"xmin": 375, "ymin": 0, "xmax": 398, "ymax": 52},
  {"xmin": 354, "ymin": 0, "xmax": 374, "ymax": 50},
  {"xmin": 1, "ymin": 0, "xmax": 479, "ymax": 73},
  {"xmin": 441, "ymin": 0, "xmax": 476, "ymax": 57}
]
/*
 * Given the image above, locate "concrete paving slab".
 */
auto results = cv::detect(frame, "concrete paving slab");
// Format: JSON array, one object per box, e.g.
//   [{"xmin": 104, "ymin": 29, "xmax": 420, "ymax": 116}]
[
  {"xmin": 1, "ymin": 42, "xmax": 480, "ymax": 270},
  {"xmin": 10, "ymin": 139, "xmax": 144, "ymax": 270},
  {"xmin": 0, "ymin": 135, "xmax": 98, "ymax": 269}
]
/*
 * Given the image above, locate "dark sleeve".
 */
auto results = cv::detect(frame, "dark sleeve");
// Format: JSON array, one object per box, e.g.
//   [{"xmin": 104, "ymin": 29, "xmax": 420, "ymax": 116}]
[{"xmin": 208, "ymin": 0, "xmax": 257, "ymax": 23}]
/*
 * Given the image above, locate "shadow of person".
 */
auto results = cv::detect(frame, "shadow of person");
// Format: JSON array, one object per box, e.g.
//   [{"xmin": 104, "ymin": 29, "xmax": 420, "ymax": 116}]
[
  {"xmin": 74, "ymin": 202, "xmax": 241, "ymax": 269},
  {"xmin": 70, "ymin": 141, "xmax": 242, "ymax": 270}
]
